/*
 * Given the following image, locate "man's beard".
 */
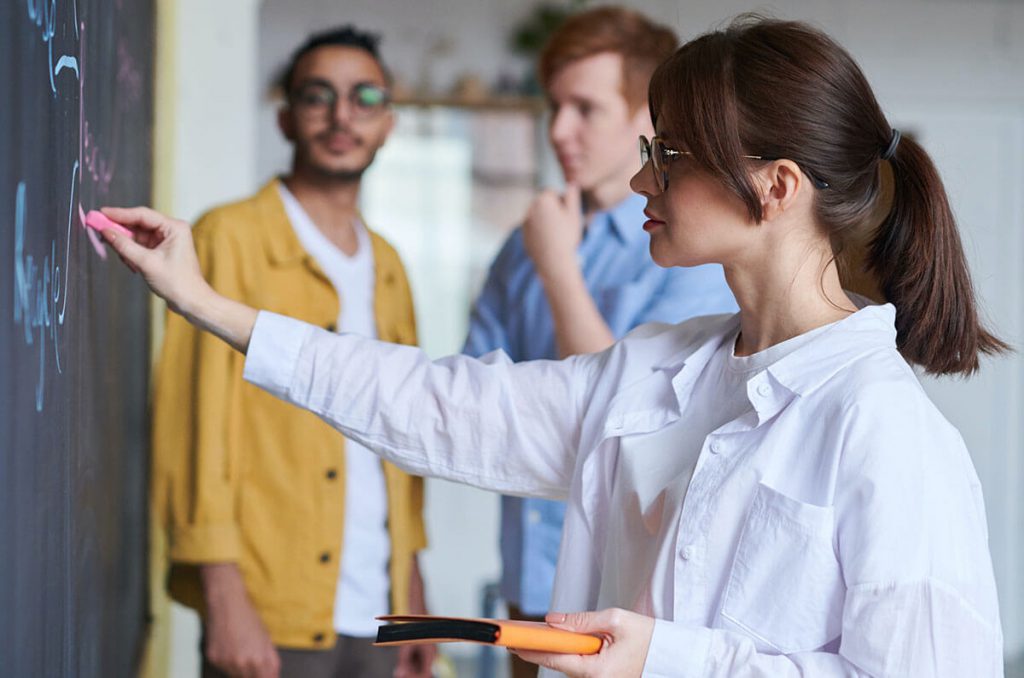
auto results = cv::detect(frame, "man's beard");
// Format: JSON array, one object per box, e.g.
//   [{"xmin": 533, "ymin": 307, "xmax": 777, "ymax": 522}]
[
  {"xmin": 298, "ymin": 136, "xmax": 379, "ymax": 183},
  {"xmin": 310, "ymin": 163, "xmax": 368, "ymax": 183}
]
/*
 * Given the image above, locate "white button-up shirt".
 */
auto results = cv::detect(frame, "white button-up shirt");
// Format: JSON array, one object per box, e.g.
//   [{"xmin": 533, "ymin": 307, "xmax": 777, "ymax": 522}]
[{"xmin": 243, "ymin": 304, "xmax": 1002, "ymax": 677}]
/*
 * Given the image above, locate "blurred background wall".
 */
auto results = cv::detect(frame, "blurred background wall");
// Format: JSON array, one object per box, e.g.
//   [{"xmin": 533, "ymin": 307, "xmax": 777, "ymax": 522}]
[{"xmin": 150, "ymin": 1, "xmax": 1024, "ymax": 675}]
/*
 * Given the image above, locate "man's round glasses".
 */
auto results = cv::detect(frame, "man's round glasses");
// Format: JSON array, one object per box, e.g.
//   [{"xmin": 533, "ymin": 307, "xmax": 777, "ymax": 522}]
[
  {"xmin": 289, "ymin": 81, "xmax": 391, "ymax": 121},
  {"xmin": 638, "ymin": 135, "xmax": 830, "ymax": 191}
]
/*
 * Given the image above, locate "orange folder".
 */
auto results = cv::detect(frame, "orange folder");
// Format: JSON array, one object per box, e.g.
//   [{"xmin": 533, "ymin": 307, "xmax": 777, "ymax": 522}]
[{"xmin": 374, "ymin": 614, "xmax": 603, "ymax": 655}]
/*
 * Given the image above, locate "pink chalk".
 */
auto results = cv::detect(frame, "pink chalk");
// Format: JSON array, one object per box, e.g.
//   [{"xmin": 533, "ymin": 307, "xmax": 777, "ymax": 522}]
[
  {"xmin": 86, "ymin": 228, "xmax": 108, "ymax": 260},
  {"xmin": 78, "ymin": 204, "xmax": 107, "ymax": 258},
  {"xmin": 84, "ymin": 210, "xmax": 134, "ymax": 238}
]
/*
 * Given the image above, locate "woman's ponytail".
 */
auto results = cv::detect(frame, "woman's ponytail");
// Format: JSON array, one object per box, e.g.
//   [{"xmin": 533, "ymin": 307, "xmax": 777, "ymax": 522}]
[
  {"xmin": 868, "ymin": 132, "xmax": 1009, "ymax": 375},
  {"xmin": 649, "ymin": 17, "xmax": 1010, "ymax": 375}
]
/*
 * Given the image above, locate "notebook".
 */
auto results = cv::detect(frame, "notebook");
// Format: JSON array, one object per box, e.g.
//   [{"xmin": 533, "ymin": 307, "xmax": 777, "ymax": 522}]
[{"xmin": 374, "ymin": 614, "xmax": 603, "ymax": 654}]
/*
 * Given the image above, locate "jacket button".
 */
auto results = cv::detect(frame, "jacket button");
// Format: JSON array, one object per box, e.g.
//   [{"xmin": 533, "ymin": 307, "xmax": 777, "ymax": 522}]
[
  {"xmin": 313, "ymin": 632, "xmax": 325, "ymax": 643},
  {"xmin": 325, "ymin": 323, "xmax": 337, "ymax": 333},
  {"xmin": 325, "ymin": 468, "xmax": 338, "ymax": 480},
  {"xmin": 320, "ymin": 551, "xmax": 331, "ymax": 563}
]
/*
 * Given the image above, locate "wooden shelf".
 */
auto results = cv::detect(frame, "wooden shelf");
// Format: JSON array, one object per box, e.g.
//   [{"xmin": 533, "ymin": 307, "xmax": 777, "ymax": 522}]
[{"xmin": 392, "ymin": 95, "xmax": 546, "ymax": 113}]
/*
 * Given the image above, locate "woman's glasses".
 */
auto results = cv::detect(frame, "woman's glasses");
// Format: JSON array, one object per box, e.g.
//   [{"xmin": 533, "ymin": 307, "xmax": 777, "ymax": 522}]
[
  {"xmin": 639, "ymin": 135, "xmax": 691, "ymax": 191},
  {"xmin": 289, "ymin": 81, "xmax": 391, "ymax": 121},
  {"xmin": 638, "ymin": 135, "xmax": 830, "ymax": 191}
]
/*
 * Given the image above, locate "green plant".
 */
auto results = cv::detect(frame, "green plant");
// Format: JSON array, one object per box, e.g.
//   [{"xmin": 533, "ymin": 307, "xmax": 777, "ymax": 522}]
[{"xmin": 509, "ymin": 1, "xmax": 588, "ymax": 57}]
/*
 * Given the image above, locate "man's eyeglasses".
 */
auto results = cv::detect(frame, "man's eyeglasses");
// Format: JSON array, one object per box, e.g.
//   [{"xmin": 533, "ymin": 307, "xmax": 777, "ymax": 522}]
[
  {"xmin": 638, "ymin": 135, "xmax": 830, "ymax": 191},
  {"xmin": 289, "ymin": 81, "xmax": 391, "ymax": 121}
]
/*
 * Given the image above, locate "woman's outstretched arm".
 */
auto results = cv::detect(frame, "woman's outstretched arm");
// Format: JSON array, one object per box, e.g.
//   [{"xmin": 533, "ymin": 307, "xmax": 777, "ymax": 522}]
[{"xmin": 102, "ymin": 205, "xmax": 595, "ymax": 498}]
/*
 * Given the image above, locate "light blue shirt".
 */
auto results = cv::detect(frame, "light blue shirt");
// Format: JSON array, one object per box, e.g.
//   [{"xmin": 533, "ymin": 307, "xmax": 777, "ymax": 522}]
[{"xmin": 463, "ymin": 192, "xmax": 737, "ymax": 614}]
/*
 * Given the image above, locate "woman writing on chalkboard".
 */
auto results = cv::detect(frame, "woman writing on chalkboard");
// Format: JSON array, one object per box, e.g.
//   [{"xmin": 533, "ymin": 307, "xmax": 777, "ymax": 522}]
[{"xmin": 103, "ymin": 17, "xmax": 1005, "ymax": 677}]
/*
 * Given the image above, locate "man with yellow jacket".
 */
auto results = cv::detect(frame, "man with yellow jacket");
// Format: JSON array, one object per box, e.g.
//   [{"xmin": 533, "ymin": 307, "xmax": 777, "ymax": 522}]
[{"xmin": 152, "ymin": 26, "xmax": 434, "ymax": 678}]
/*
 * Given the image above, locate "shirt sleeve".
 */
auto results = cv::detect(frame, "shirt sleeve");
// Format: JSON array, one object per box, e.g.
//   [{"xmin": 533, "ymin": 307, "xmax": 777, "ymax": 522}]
[
  {"xmin": 644, "ymin": 583, "xmax": 1002, "ymax": 678},
  {"xmin": 832, "ymin": 376, "xmax": 1003, "ymax": 676},
  {"xmin": 644, "ymin": 620, "xmax": 872, "ymax": 677},
  {"xmin": 244, "ymin": 311, "xmax": 601, "ymax": 500},
  {"xmin": 383, "ymin": 249, "xmax": 430, "ymax": 554}
]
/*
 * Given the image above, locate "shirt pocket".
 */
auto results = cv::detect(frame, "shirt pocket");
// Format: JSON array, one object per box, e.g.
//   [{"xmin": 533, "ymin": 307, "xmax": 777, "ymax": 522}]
[{"xmin": 718, "ymin": 482, "xmax": 844, "ymax": 654}]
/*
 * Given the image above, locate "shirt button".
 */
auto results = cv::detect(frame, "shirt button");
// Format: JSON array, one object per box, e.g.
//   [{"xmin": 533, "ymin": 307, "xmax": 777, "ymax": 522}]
[
  {"xmin": 319, "ymin": 551, "xmax": 331, "ymax": 564},
  {"xmin": 680, "ymin": 545, "xmax": 695, "ymax": 561},
  {"xmin": 709, "ymin": 440, "xmax": 721, "ymax": 455},
  {"xmin": 325, "ymin": 468, "xmax": 338, "ymax": 480},
  {"xmin": 756, "ymin": 383, "xmax": 771, "ymax": 397},
  {"xmin": 527, "ymin": 509, "xmax": 542, "ymax": 525}
]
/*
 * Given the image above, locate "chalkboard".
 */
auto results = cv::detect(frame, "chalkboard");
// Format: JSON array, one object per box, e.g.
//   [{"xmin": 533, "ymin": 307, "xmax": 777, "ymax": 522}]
[{"xmin": 1, "ymin": 1, "xmax": 154, "ymax": 676}]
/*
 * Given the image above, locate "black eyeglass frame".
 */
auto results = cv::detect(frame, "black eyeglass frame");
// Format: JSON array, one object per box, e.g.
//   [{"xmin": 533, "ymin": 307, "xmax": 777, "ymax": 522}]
[
  {"xmin": 288, "ymin": 79, "xmax": 392, "ymax": 120},
  {"xmin": 639, "ymin": 135, "xmax": 830, "ymax": 191}
]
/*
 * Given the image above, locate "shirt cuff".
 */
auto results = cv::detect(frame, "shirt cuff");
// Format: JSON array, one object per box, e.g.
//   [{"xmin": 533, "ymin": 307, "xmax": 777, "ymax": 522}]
[
  {"xmin": 170, "ymin": 523, "xmax": 242, "ymax": 563},
  {"xmin": 642, "ymin": 620, "xmax": 713, "ymax": 678},
  {"xmin": 242, "ymin": 311, "xmax": 312, "ymax": 401}
]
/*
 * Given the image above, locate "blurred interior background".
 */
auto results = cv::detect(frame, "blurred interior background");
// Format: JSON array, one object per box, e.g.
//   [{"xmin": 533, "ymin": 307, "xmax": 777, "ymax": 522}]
[{"xmin": 147, "ymin": 1, "xmax": 1024, "ymax": 675}]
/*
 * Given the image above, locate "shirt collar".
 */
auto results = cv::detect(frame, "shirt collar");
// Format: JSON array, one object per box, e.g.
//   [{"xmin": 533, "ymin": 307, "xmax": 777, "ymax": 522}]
[
  {"xmin": 652, "ymin": 314, "xmax": 739, "ymax": 372},
  {"xmin": 268, "ymin": 178, "xmax": 372, "ymax": 268},
  {"xmin": 604, "ymin": 303, "xmax": 898, "ymax": 440},
  {"xmin": 765, "ymin": 302, "xmax": 898, "ymax": 397},
  {"xmin": 258, "ymin": 178, "xmax": 307, "ymax": 267},
  {"xmin": 654, "ymin": 302, "xmax": 898, "ymax": 400},
  {"xmin": 586, "ymin": 192, "xmax": 647, "ymax": 246},
  {"xmin": 602, "ymin": 314, "xmax": 737, "ymax": 439}
]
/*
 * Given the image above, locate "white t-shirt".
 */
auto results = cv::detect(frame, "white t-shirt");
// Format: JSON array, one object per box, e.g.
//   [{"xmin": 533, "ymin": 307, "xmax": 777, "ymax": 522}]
[{"xmin": 278, "ymin": 183, "xmax": 391, "ymax": 637}]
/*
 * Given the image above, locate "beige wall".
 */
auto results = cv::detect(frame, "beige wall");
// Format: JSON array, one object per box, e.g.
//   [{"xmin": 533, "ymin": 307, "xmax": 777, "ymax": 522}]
[{"xmin": 146, "ymin": 1, "xmax": 264, "ymax": 676}]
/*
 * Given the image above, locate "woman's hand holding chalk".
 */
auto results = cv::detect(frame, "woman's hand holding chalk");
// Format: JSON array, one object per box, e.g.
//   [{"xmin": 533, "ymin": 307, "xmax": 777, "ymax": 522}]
[
  {"xmin": 99, "ymin": 206, "xmax": 210, "ymax": 314},
  {"xmin": 100, "ymin": 204, "xmax": 261, "ymax": 355},
  {"xmin": 84, "ymin": 210, "xmax": 134, "ymax": 238}
]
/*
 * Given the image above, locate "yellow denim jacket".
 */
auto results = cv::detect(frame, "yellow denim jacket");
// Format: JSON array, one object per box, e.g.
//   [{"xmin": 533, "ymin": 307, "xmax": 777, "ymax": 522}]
[{"xmin": 152, "ymin": 179, "xmax": 426, "ymax": 649}]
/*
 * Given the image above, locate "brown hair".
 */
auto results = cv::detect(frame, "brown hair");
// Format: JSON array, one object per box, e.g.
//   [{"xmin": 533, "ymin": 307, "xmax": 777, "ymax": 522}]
[
  {"xmin": 539, "ymin": 6, "xmax": 678, "ymax": 111},
  {"xmin": 648, "ymin": 15, "xmax": 1007, "ymax": 376}
]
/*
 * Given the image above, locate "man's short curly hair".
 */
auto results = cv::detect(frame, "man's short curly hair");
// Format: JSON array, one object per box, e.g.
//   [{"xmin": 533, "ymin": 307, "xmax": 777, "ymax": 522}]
[{"xmin": 276, "ymin": 25, "xmax": 391, "ymax": 95}]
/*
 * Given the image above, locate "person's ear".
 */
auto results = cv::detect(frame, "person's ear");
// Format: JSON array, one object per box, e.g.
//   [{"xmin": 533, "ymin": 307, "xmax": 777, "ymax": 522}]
[
  {"xmin": 277, "ymin": 105, "xmax": 295, "ymax": 142},
  {"xmin": 367, "ymin": 108, "xmax": 397, "ymax": 151},
  {"xmin": 756, "ymin": 159, "xmax": 804, "ymax": 221},
  {"xmin": 380, "ymin": 108, "xmax": 396, "ymax": 143}
]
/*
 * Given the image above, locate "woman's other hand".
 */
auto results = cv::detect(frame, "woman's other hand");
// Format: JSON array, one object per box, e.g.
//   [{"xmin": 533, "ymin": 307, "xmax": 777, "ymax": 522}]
[{"xmin": 514, "ymin": 608, "xmax": 655, "ymax": 678}]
